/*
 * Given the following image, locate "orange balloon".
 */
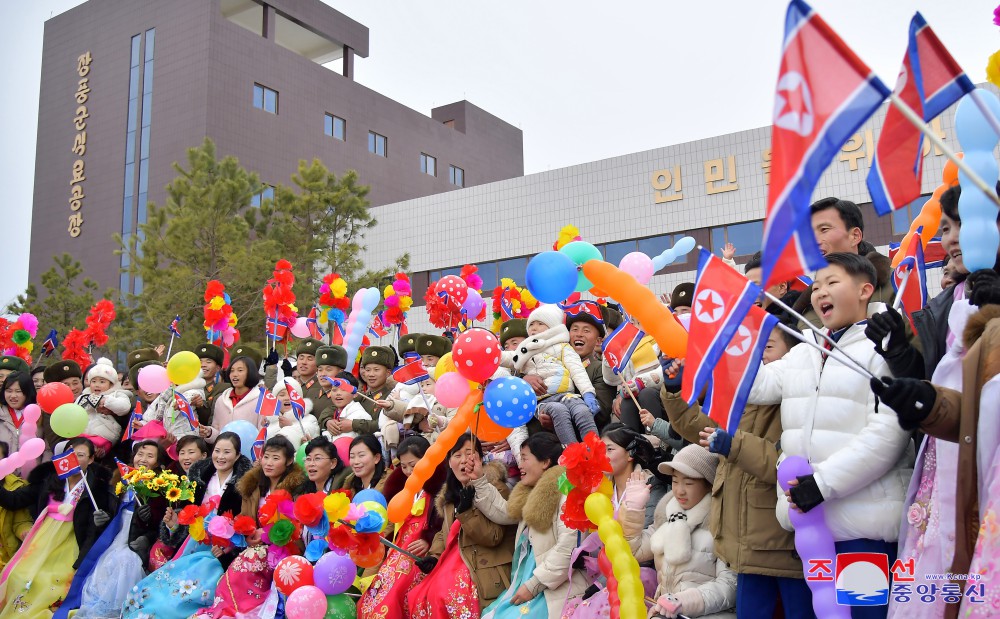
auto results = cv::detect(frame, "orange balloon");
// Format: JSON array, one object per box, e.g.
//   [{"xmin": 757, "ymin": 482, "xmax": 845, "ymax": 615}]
[
  {"xmin": 581, "ymin": 260, "xmax": 688, "ymax": 358},
  {"xmin": 891, "ymin": 156, "xmax": 961, "ymax": 269},
  {"xmin": 471, "ymin": 407, "xmax": 511, "ymax": 442},
  {"xmin": 350, "ymin": 544, "xmax": 385, "ymax": 568},
  {"xmin": 387, "ymin": 390, "xmax": 484, "ymax": 523}
]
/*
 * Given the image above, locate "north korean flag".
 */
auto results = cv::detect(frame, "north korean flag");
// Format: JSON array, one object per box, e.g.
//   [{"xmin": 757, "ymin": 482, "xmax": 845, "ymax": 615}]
[
  {"xmin": 760, "ymin": 0, "xmax": 890, "ymax": 289},
  {"xmin": 393, "ymin": 352, "xmax": 430, "ymax": 386},
  {"xmin": 892, "ymin": 229, "xmax": 929, "ymax": 334},
  {"xmin": 174, "ymin": 391, "xmax": 199, "ymax": 429},
  {"xmin": 369, "ymin": 313, "xmax": 389, "ymax": 338},
  {"xmin": 115, "ymin": 457, "xmax": 134, "ymax": 478},
  {"xmin": 254, "ymin": 386, "xmax": 281, "ymax": 417},
  {"xmin": 330, "ymin": 322, "xmax": 345, "ymax": 346},
  {"xmin": 284, "ymin": 378, "xmax": 306, "ymax": 420},
  {"xmin": 251, "ymin": 426, "xmax": 267, "ymax": 463},
  {"xmin": 53, "ymin": 449, "xmax": 81, "ymax": 480},
  {"xmin": 122, "ymin": 403, "xmax": 144, "ymax": 442},
  {"xmin": 306, "ymin": 307, "xmax": 325, "ymax": 340},
  {"xmin": 602, "ymin": 322, "xmax": 644, "ymax": 376},
  {"xmin": 702, "ymin": 305, "xmax": 778, "ymax": 434},
  {"xmin": 682, "ymin": 249, "xmax": 763, "ymax": 430},
  {"xmin": 867, "ymin": 13, "xmax": 974, "ymax": 215}
]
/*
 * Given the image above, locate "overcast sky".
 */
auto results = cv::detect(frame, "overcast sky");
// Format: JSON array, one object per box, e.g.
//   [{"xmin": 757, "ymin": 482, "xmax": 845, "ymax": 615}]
[{"xmin": 3, "ymin": 0, "xmax": 998, "ymax": 308}]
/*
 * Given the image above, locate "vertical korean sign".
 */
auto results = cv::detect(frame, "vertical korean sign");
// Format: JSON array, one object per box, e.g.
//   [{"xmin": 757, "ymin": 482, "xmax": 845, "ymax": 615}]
[{"xmin": 69, "ymin": 51, "xmax": 92, "ymax": 238}]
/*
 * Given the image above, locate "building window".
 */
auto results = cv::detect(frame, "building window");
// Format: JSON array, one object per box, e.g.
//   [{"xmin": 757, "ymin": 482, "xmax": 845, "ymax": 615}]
[
  {"xmin": 601, "ymin": 240, "xmax": 637, "ymax": 268},
  {"xmin": 368, "ymin": 131, "xmax": 387, "ymax": 157},
  {"xmin": 892, "ymin": 194, "xmax": 930, "ymax": 235},
  {"xmin": 420, "ymin": 153, "xmax": 437, "ymax": 176},
  {"xmin": 253, "ymin": 83, "xmax": 278, "ymax": 114},
  {"xmin": 449, "ymin": 165, "xmax": 465, "ymax": 187},
  {"xmin": 324, "ymin": 114, "xmax": 345, "ymax": 140},
  {"xmin": 637, "ymin": 234, "xmax": 687, "ymax": 269},
  {"xmin": 251, "ymin": 185, "xmax": 275, "ymax": 208},
  {"xmin": 711, "ymin": 220, "xmax": 764, "ymax": 258}
]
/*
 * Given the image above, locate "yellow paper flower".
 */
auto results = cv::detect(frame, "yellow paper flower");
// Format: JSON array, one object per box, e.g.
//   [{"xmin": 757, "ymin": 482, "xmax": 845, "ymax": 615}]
[
  {"xmin": 189, "ymin": 519, "xmax": 206, "ymax": 542},
  {"xmin": 165, "ymin": 487, "xmax": 182, "ymax": 502},
  {"xmin": 288, "ymin": 303, "xmax": 298, "ymax": 314},
  {"xmin": 323, "ymin": 493, "xmax": 351, "ymax": 522},
  {"xmin": 229, "ymin": 313, "xmax": 238, "ymax": 327},
  {"xmin": 209, "ymin": 296, "xmax": 226, "ymax": 311},
  {"xmin": 399, "ymin": 297, "xmax": 413, "ymax": 312},
  {"xmin": 330, "ymin": 279, "xmax": 348, "ymax": 298},
  {"xmin": 115, "ymin": 482, "xmax": 124, "ymax": 496},
  {"xmin": 521, "ymin": 289, "xmax": 537, "ymax": 308},
  {"xmin": 989, "ymin": 50, "xmax": 1000, "ymax": 90},
  {"xmin": 384, "ymin": 285, "xmax": 395, "ymax": 299}
]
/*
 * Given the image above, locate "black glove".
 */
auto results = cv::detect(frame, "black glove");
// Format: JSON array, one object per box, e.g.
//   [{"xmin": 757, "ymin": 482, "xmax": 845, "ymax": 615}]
[
  {"xmin": 128, "ymin": 536, "xmax": 150, "ymax": 557},
  {"xmin": 456, "ymin": 486, "xmax": 475, "ymax": 514},
  {"xmin": 281, "ymin": 359, "xmax": 294, "ymax": 376},
  {"xmin": 870, "ymin": 377, "xmax": 936, "ymax": 431},
  {"xmin": 582, "ymin": 584, "xmax": 602, "ymax": 600},
  {"xmin": 264, "ymin": 350, "xmax": 280, "ymax": 367},
  {"xmin": 93, "ymin": 509, "xmax": 110, "ymax": 527},
  {"xmin": 866, "ymin": 307, "xmax": 908, "ymax": 358},
  {"xmin": 415, "ymin": 556, "xmax": 438, "ymax": 574},
  {"xmin": 968, "ymin": 269, "xmax": 1000, "ymax": 308},
  {"xmin": 788, "ymin": 474, "xmax": 824, "ymax": 513},
  {"xmin": 135, "ymin": 502, "xmax": 152, "ymax": 523}
]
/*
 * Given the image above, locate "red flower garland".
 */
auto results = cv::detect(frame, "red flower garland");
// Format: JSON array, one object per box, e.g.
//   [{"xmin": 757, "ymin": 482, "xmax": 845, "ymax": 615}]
[{"xmin": 558, "ymin": 432, "xmax": 612, "ymax": 532}]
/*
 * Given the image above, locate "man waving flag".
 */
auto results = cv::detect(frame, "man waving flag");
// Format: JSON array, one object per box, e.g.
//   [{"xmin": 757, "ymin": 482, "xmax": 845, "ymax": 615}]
[{"xmin": 760, "ymin": 0, "xmax": 890, "ymax": 289}]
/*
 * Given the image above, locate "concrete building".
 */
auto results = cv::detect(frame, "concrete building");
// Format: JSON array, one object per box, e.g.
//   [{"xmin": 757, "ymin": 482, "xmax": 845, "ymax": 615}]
[
  {"xmin": 363, "ymin": 88, "xmax": 985, "ymax": 336},
  {"xmin": 29, "ymin": 0, "xmax": 523, "ymax": 296}
]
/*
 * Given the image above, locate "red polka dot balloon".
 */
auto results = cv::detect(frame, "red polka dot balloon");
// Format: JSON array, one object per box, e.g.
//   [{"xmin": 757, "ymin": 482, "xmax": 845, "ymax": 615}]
[
  {"xmin": 452, "ymin": 328, "xmax": 502, "ymax": 384},
  {"xmin": 434, "ymin": 275, "xmax": 469, "ymax": 309}
]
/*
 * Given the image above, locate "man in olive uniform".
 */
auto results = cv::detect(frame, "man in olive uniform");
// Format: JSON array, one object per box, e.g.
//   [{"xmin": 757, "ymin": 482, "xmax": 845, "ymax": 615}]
[
  {"xmin": 312, "ymin": 345, "xmax": 348, "ymax": 426},
  {"xmin": 499, "ymin": 319, "xmax": 528, "ymax": 352},
  {"xmin": 350, "ymin": 346, "xmax": 401, "ymax": 436},
  {"xmin": 287, "ymin": 338, "xmax": 324, "ymax": 402},
  {"xmin": 414, "ymin": 334, "xmax": 451, "ymax": 369},
  {"xmin": 398, "ymin": 333, "xmax": 421, "ymax": 358},
  {"xmin": 0, "ymin": 356, "xmax": 30, "ymax": 383},
  {"xmin": 192, "ymin": 343, "xmax": 229, "ymax": 426}
]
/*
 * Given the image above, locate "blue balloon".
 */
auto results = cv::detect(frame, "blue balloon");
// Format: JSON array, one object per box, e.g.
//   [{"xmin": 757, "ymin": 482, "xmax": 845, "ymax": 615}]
[
  {"xmin": 353, "ymin": 488, "xmax": 387, "ymax": 508},
  {"xmin": 221, "ymin": 420, "xmax": 258, "ymax": 459},
  {"xmin": 955, "ymin": 90, "xmax": 1000, "ymax": 272},
  {"xmin": 526, "ymin": 251, "xmax": 578, "ymax": 304},
  {"xmin": 483, "ymin": 376, "xmax": 538, "ymax": 428}
]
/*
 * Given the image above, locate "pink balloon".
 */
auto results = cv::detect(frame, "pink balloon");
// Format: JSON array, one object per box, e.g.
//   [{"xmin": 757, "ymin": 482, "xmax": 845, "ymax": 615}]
[
  {"xmin": 22, "ymin": 404, "xmax": 41, "ymax": 425},
  {"xmin": 289, "ymin": 317, "xmax": 311, "ymax": 339},
  {"xmin": 19, "ymin": 422, "xmax": 37, "ymax": 442},
  {"xmin": 619, "ymin": 252, "xmax": 655, "ymax": 285},
  {"xmin": 137, "ymin": 364, "xmax": 170, "ymax": 394},
  {"xmin": 435, "ymin": 372, "xmax": 472, "ymax": 408},
  {"xmin": 0, "ymin": 458, "xmax": 16, "ymax": 478},
  {"xmin": 20, "ymin": 438, "xmax": 45, "ymax": 460},
  {"xmin": 333, "ymin": 436, "xmax": 352, "ymax": 467},
  {"xmin": 285, "ymin": 585, "xmax": 328, "ymax": 619}
]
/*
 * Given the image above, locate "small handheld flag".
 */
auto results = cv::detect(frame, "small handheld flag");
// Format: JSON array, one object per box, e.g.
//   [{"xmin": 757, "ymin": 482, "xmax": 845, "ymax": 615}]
[
  {"xmin": 168, "ymin": 315, "xmax": 182, "ymax": 338},
  {"xmin": 283, "ymin": 378, "xmax": 306, "ymax": 420},
  {"xmin": 393, "ymin": 352, "xmax": 431, "ymax": 385},
  {"xmin": 122, "ymin": 403, "xmax": 144, "ymax": 442},
  {"xmin": 115, "ymin": 458, "xmax": 134, "ymax": 478},
  {"xmin": 892, "ymin": 230, "xmax": 929, "ymax": 333},
  {"xmin": 251, "ymin": 426, "xmax": 267, "ymax": 462},
  {"xmin": 54, "ymin": 449, "xmax": 82, "ymax": 480},
  {"xmin": 322, "ymin": 377, "xmax": 357, "ymax": 394},
  {"xmin": 369, "ymin": 313, "xmax": 389, "ymax": 338},
  {"xmin": 266, "ymin": 315, "xmax": 289, "ymax": 342},
  {"xmin": 306, "ymin": 307, "xmax": 325, "ymax": 340},
  {"xmin": 602, "ymin": 322, "xmax": 645, "ymax": 375},
  {"xmin": 331, "ymin": 322, "xmax": 345, "ymax": 346},
  {"xmin": 42, "ymin": 329, "xmax": 59, "ymax": 358},
  {"xmin": 173, "ymin": 392, "xmax": 199, "ymax": 429},
  {"xmin": 254, "ymin": 386, "xmax": 282, "ymax": 417}
]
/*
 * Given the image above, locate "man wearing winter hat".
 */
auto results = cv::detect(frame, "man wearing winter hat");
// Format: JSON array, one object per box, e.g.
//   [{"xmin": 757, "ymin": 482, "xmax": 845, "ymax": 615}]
[
  {"xmin": 312, "ymin": 345, "xmax": 348, "ymax": 423},
  {"xmin": 415, "ymin": 334, "xmax": 451, "ymax": 369},
  {"xmin": 44, "ymin": 359, "xmax": 85, "ymax": 397},
  {"xmin": 670, "ymin": 282, "xmax": 695, "ymax": 315},
  {"xmin": 499, "ymin": 319, "xmax": 528, "ymax": 352},
  {"xmin": 0, "ymin": 356, "xmax": 29, "ymax": 382},
  {"xmin": 559, "ymin": 300, "xmax": 616, "ymax": 429},
  {"xmin": 292, "ymin": 338, "xmax": 324, "ymax": 402},
  {"xmin": 192, "ymin": 343, "xmax": 229, "ymax": 426},
  {"xmin": 348, "ymin": 346, "xmax": 398, "ymax": 436},
  {"xmin": 398, "ymin": 333, "xmax": 421, "ymax": 357}
]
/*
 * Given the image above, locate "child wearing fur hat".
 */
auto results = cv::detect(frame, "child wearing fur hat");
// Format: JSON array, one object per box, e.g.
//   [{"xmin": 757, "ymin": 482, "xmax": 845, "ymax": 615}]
[
  {"xmin": 267, "ymin": 377, "xmax": 321, "ymax": 446},
  {"xmin": 503, "ymin": 304, "xmax": 600, "ymax": 446},
  {"xmin": 78, "ymin": 358, "xmax": 132, "ymax": 457},
  {"xmin": 625, "ymin": 445, "xmax": 737, "ymax": 618}
]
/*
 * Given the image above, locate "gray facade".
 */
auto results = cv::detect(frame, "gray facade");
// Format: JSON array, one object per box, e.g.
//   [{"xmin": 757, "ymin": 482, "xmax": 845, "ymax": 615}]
[{"xmin": 30, "ymin": 0, "xmax": 523, "ymax": 295}]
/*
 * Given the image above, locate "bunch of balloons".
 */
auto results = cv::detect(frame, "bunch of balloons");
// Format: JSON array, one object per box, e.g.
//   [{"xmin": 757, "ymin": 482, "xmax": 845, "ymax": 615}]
[
  {"xmin": 0, "ymin": 313, "xmax": 38, "ymax": 363},
  {"xmin": 318, "ymin": 273, "xmax": 351, "ymax": 331},
  {"xmin": 489, "ymin": 278, "xmax": 539, "ymax": 332},
  {"xmin": 0, "ymin": 403, "xmax": 44, "ymax": 477},
  {"xmin": 203, "ymin": 279, "xmax": 240, "ymax": 347},
  {"xmin": 955, "ymin": 89, "xmax": 1000, "ymax": 272},
  {"xmin": 263, "ymin": 259, "xmax": 299, "ymax": 343},
  {"xmin": 381, "ymin": 272, "xmax": 413, "ymax": 326},
  {"xmin": 341, "ymin": 288, "xmax": 381, "ymax": 366},
  {"xmin": 425, "ymin": 265, "xmax": 486, "ymax": 329}
]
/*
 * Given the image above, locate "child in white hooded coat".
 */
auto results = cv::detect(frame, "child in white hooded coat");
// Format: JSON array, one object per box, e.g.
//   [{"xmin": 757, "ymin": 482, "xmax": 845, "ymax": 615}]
[
  {"xmin": 266, "ymin": 377, "xmax": 320, "ymax": 446},
  {"xmin": 139, "ymin": 375, "xmax": 206, "ymax": 441},
  {"xmin": 78, "ymin": 358, "xmax": 132, "ymax": 455}
]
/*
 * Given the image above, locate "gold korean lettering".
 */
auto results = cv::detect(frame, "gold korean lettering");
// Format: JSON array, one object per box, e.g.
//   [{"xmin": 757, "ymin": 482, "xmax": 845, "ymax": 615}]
[
  {"xmin": 704, "ymin": 155, "xmax": 739, "ymax": 195},
  {"xmin": 651, "ymin": 167, "xmax": 683, "ymax": 203}
]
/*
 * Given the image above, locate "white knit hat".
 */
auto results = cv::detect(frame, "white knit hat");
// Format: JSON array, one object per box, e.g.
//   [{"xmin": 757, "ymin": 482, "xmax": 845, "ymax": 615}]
[
  {"xmin": 87, "ymin": 358, "xmax": 120, "ymax": 387},
  {"xmin": 658, "ymin": 444, "xmax": 720, "ymax": 484},
  {"xmin": 526, "ymin": 304, "xmax": 565, "ymax": 330}
]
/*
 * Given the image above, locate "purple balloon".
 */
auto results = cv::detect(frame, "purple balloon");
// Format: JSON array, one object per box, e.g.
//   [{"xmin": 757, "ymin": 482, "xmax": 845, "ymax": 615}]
[
  {"xmin": 777, "ymin": 455, "xmax": 812, "ymax": 491},
  {"xmin": 313, "ymin": 551, "xmax": 356, "ymax": 596},
  {"xmin": 462, "ymin": 290, "xmax": 486, "ymax": 319}
]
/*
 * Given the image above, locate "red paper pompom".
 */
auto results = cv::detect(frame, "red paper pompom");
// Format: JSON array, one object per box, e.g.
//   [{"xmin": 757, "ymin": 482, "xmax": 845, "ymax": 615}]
[
  {"xmin": 234, "ymin": 515, "xmax": 256, "ymax": 536},
  {"xmin": 293, "ymin": 492, "xmax": 325, "ymax": 528}
]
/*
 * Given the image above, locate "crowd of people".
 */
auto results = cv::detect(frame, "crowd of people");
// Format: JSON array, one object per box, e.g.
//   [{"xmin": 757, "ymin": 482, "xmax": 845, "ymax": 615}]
[{"xmin": 0, "ymin": 191, "xmax": 997, "ymax": 619}]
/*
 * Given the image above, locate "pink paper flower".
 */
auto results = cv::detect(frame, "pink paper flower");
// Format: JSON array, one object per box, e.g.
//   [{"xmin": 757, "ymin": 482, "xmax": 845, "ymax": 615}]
[{"xmin": 207, "ymin": 515, "xmax": 234, "ymax": 538}]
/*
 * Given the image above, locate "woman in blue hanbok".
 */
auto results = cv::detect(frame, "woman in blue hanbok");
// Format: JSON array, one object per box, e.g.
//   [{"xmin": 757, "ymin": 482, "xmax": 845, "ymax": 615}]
[{"xmin": 121, "ymin": 432, "xmax": 251, "ymax": 619}]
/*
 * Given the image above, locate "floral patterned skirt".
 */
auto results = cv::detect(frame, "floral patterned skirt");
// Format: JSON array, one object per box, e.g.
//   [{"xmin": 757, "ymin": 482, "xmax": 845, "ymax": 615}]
[
  {"xmin": 358, "ymin": 514, "xmax": 428, "ymax": 619},
  {"xmin": 407, "ymin": 520, "xmax": 479, "ymax": 619},
  {"xmin": 0, "ymin": 508, "xmax": 79, "ymax": 618},
  {"xmin": 121, "ymin": 541, "xmax": 223, "ymax": 619}
]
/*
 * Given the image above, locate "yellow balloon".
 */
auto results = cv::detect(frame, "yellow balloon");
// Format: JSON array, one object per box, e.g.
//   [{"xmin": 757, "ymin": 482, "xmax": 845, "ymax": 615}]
[
  {"xmin": 584, "ymin": 492, "xmax": 614, "ymax": 524},
  {"xmin": 166, "ymin": 351, "xmax": 201, "ymax": 385},
  {"xmin": 586, "ymin": 490, "xmax": 646, "ymax": 619},
  {"xmin": 598, "ymin": 477, "xmax": 614, "ymax": 497},
  {"xmin": 434, "ymin": 353, "xmax": 457, "ymax": 380}
]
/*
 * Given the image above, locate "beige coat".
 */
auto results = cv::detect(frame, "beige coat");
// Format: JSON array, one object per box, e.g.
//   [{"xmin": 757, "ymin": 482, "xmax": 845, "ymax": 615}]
[{"xmin": 472, "ymin": 465, "xmax": 588, "ymax": 618}]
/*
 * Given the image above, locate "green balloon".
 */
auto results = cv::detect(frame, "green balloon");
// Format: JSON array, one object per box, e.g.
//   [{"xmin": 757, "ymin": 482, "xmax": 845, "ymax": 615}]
[
  {"xmin": 559, "ymin": 241, "xmax": 603, "ymax": 292},
  {"xmin": 324, "ymin": 593, "xmax": 356, "ymax": 619},
  {"xmin": 50, "ymin": 403, "xmax": 89, "ymax": 438},
  {"xmin": 296, "ymin": 442, "xmax": 308, "ymax": 468}
]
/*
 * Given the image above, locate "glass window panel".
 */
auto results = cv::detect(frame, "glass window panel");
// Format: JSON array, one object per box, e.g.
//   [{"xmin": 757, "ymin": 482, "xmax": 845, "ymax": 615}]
[
  {"xmin": 140, "ymin": 126, "xmax": 150, "ymax": 160},
  {"xmin": 456, "ymin": 168, "xmax": 464, "ymax": 187},
  {"xmin": 428, "ymin": 156, "xmax": 436, "ymax": 176},
  {"xmin": 497, "ymin": 258, "xmax": 526, "ymax": 285},
  {"xmin": 430, "ymin": 271, "xmax": 441, "ymax": 282},
  {"xmin": 144, "ymin": 28, "xmax": 155, "ymax": 61},
  {"xmin": 137, "ymin": 192, "xmax": 147, "ymax": 224},
  {"xmin": 123, "ymin": 162, "xmax": 135, "ymax": 198},
  {"xmin": 121, "ymin": 198, "xmax": 133, "ymax": 234},
  {"xmin": 125, "ymin": 131, "xmax": 136, "ymax": 164},
  {"xmin": 440, "ymin": 267, "xmax": 461, "ymax": 278},
  {"xmin": 264, "ymin": 88, "xmax": 277, "ymax": 113},
  {"xmin": 324, "ymin": 114, "xmax": 332, "ymax": 136},
  {"xmin": 377, "ymin": 135, "xmax": 386, "ymax": 156},
  {"xmin": 129, "ymin": 65, "xmax": 140, "ymax": 96},
  {"xmin": 711, "ymin": 227, "xmax": 727, "ymax": 257},
  {"xmin": 420, "ymin": 154, "xmax": 427, "ymax": 174},
  {"xmin": 334, "ymin": 117, "xmax": 345, "ymax": 140},
  {"xmin": 137, "ymin": 159, "xmax": 149, "ymax": 193},
  {"xmin": 891, "ymin": 208, "xmax": 911, "ymax": 235},
  {"xmin": 141, "ymin": 92, "xmax": 152, "ymax": 127},
  {"xmin": 251, "ymin": 193, "xmax": 261, "ymax": 208},
  {"xmin": 134, "ymin": 276, "xmax": 143, "ymax": 296},
  {"xmin": 120, "ymin": 271, "xmax": 131, "ymax": 293},
  {"xmin": 253, "ymin": 85, "xmax": 263, "ymax": 109},
  {"xmin": 143, "ymin": 59, "xmax": 153, "ymax": 94},
  {"xmin": 127, "ymin": 97, "xmax": 137, "ymax": 128},
  {"xmin": 130, "ymin": 35, "xmax": 141, "ymax": 66},
  {"xmin": 603, "ymin": 240, "xmax": 637, "ymax": 267},
  {"xmin": 448, "ymin": 166, "xmax": 455, "ymax": 184},
  {"xmin": 478, "ymin": 263, "xmax": 498, "ymax": 292},
  {"xmin": 725, "ymin": 220, "xmax": 764, "ymax": 256},
  {"xmin": 368, "ymin": 132, "xmax": 376, "ymax": 153},
  {"xmin": 263, "ymin": 186, "xmax": 274, "ymax": 201}
]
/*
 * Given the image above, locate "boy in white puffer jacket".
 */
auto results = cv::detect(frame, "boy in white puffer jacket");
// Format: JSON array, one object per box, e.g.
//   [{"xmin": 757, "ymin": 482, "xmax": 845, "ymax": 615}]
[
  {"xmin": 267, "ymin": 377, "xmax": 320, "ymax": 446},
  {"xmin": 503, "ymin": 304, "xmax": 600, "ymax": 446},
  {"xmin": 748, "ymin": 254, "xmax": 913, "ymax": 571},
  {"xmin": 78, "ymin": 358, "xmax": 132, "ymax": 456}
]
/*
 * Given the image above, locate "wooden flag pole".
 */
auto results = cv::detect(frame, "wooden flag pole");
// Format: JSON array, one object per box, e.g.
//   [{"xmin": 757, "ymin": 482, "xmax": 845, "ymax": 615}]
[
  {"xmin": 888, "ymin": 92, "xmax": 1000, "ymax": 208},
  {"xmin": 621, "ymin": 381, "xmax": 643, "ymax": 412}
]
